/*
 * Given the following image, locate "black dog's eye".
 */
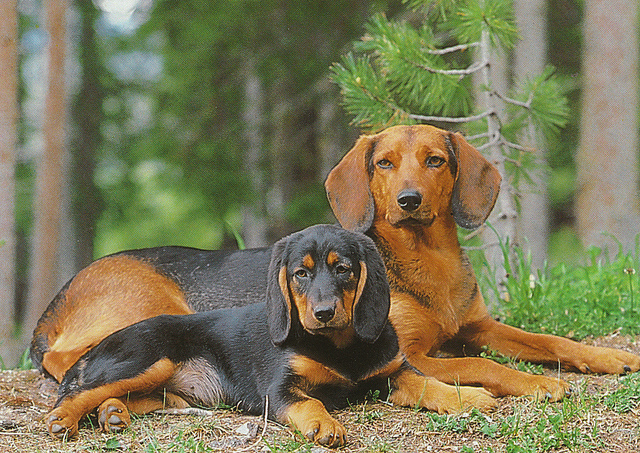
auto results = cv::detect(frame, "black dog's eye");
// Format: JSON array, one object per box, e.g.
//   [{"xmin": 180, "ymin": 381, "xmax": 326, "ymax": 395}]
[
  {"xmin": 377, "ymin": 159, "xmax": 393, "ymax": 170},
  {"xmin": 426, "ymin": 156, "xmax": 445, "ymax": 168},
  {"xmin": 294, "ymin": 269, "xmax": 308, "ymax": 279},
  {"xmin": 335, "ymin": 264, "xmax": 351, "ymax": 275}
]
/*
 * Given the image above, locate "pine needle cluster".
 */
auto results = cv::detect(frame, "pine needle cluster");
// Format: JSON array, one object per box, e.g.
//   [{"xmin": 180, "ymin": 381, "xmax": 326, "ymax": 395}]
[{"xmin": 330, "ymin": 0, "xmax": 569, "ymax": 153}]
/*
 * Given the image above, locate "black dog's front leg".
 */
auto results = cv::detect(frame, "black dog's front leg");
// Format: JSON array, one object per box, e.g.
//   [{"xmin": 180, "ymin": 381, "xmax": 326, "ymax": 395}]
[{"xmin": 268, "ymin": 371, "xmax": 347, "ymax": 448}]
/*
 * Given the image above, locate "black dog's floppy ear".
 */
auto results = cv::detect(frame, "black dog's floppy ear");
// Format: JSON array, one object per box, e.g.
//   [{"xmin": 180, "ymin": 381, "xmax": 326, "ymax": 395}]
[
  {"xmin": 325, "ymin": 134, "xmax": 377, "ymax": 233},
  {"xmin": 352, "ymin": 236, "xmax": 390, "ymax": 343},
  {"xmin": 448, "ymin": 132, "xmax": 502, "ymax": 230},
  {"xmin": 266, "ymin": 238, "xmax": 292, "ymax": 345}
]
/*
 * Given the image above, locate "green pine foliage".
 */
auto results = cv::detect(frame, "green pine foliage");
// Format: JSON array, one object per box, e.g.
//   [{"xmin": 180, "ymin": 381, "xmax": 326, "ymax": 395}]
[{"xmin": 330, "ymin": 0, "xmax": 569, "ymax": 157}]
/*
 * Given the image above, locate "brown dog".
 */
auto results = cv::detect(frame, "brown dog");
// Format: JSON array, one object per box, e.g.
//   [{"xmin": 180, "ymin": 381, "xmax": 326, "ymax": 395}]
[{"xmin": 325, "ymin": 124, "xmax": 640, "ymax": 400}]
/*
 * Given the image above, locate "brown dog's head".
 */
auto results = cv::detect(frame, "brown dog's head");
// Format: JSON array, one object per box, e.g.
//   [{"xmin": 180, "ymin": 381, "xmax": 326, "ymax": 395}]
[
  {"xmin": 266, "ymin": 224, "xmax": 390, "ymax": 348},
  {"xmin": 325, "ymin": 124, "xmax": 502, "ymax": 232}
]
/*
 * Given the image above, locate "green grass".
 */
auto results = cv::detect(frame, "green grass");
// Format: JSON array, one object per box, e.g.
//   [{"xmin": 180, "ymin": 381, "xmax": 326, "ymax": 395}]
[
  {"xmin": 423, "ymin": 397, "xmax": 600, "ymax": 452},
  {"xmin": 602, "ymin": 371, "xmax": 640, "ymax": 413},
  {"xmin": 481, "ymin": 240, "xmax": 640, "ymax": 340}
]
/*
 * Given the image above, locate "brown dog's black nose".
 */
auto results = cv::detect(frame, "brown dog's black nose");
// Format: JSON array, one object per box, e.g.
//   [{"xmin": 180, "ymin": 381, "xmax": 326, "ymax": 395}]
[
  {"xmin": 314, "ymin": 306, "xmax": 335, "ymax": 323},
  {"xmin": 397, "ymin": 190, "xmax": 422, "ymax": 212}
]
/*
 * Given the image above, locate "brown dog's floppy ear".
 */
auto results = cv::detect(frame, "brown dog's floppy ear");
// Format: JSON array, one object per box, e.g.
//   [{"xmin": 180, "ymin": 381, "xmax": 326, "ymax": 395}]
[
  {"xmin": 449, "ymin": 132, "xmax": 502, "ymax": 230},
  {"xmin": 266, "ymin": 238, "xmax": 292, "ymax": 345},
  {"xmin": 325, "ymin": 134, "xmax": 377, "ymax": 233},
  {"xmin": 352, "ymin": 235, "xmax": 390, "ymax": 343}
]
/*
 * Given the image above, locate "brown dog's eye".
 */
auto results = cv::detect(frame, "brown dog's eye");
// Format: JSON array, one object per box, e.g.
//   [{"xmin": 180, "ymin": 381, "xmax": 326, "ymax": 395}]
[
  {"xmin": 335, "ymin": 264, "xmax": 351, "ymax": 275},
  {"xmin": 294, "ymin": 269, "xmax": 308, "ymax": 279},
  {"xmin": 426, "ymin": 156, "xmax": 445, "ymax": 168},
  {"xmin": 377, "ymin": 159, "xmax": 393, "ymax": 169}
]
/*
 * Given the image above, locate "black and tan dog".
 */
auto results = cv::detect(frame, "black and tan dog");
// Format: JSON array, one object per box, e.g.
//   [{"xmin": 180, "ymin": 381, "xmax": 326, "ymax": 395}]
[
  {"xmin": 31, "ymin": 241, "xmax": 274, "ymax": 383},
  {"xmin": 325, "ymin": 124, "xmax": 640, "ymax": 399},
  {"xmin": 44, "ymin": 225, "xmax": 495, "ymax": 446}
]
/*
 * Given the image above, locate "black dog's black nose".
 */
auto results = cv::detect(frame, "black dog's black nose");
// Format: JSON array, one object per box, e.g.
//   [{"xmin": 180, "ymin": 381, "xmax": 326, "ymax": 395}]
[
  {"xmin": 397, "ymin": 190, "xmax": 422, "ymax": 212},
  {"xmin": 314, "ymin": 306, "xmax": 335, "ymax": 323}
]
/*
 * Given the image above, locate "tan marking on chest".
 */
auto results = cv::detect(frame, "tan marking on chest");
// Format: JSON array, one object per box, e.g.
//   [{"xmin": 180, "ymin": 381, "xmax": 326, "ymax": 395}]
[{"xmin": 290, "ymin": 355, "xmax": 352, "ymax": 387}]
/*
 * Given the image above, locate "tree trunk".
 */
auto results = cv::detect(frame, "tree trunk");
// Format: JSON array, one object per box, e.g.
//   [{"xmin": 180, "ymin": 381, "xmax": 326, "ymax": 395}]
[
  {"xmin": 478, "ymin": 29, "xmax": 517, "ymax": 302},
  {"xmin": 241, "ymin": 58, "xmax": 269, "ymax": 248},
  {"xmin": 577, "ymin": 0, "xmax": 640, "ymax": 256},
  {"xmin": 71, "ymin": 0, "xmax": 104, "ymax": 270},
  {"xmin": 0, "ymin": 0, "xmax": 20, "ymax": 367},
  {"xmin": 24, "ymin": 0, "xmax": 69, "ymax": 341},
  {"xmin": 514, "ymin": 0, "xmax": 549, "ymax": 269},
  {"xmin": 316, "ymin": 79, "xmax": 352, "ymax": 184}
]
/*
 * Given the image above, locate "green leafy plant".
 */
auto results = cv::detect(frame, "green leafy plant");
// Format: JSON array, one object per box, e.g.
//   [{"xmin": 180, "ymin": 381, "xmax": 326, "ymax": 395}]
[{"xmin": 479, "ymin": 235, "xmax": 640, "ymax": 339}]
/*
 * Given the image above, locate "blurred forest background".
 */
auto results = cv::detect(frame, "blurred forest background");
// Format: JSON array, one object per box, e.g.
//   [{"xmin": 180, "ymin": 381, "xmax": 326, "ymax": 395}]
[{"xmin": 0, "ymin": 0, "xmax": 638, "ymax": 366}]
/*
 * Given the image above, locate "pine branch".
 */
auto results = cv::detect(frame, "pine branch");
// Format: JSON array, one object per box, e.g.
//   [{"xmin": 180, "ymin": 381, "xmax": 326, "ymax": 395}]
[
  {"xmin": 465, "ymin": 132, "xmax": 491, "ymax": 141},
  {"xmin": 494, "ymin": 90, "xmax": 534, "ymax": 109},
  {"xmin": 426, "ymin": 42, "xmax": 480, "ymax": 55},
  {"xmin": 475, "ymin": 132, "xmax": 501, "ymax": 151},
  {"xmin": 501, "ymin": 139, "xmax": 533, "ymax": 153},
  {"xmin": 417, "ymin": 59, "xmax": 489, "ymax": 77},
  {"xmin": 409, "ymin": 109, "xmax": 494, "ymax": 124}
]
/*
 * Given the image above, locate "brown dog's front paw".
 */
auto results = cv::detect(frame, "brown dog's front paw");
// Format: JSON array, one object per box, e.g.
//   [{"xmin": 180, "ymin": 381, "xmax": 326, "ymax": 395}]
[
  {"xmin": 521, "ymin": 375, "xmax": 571, "ymax": 402},
  {"xmin": 47, "ymin": 408, "xmax": 79, "ymax": 440},
  {"xmin": 98, "ymin": 398, "xmax": 131, "ymax": 433},
  {"xmin": 574, "ymin": 347, "xmax": 640, "ymax": 375}
]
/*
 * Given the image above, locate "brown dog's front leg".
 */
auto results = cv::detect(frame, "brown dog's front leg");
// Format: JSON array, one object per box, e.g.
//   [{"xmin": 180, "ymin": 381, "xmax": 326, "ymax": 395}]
[
  {"xmin": 461, "ymin": 317, "xmax": 640, "ymax": 374},
  {"xmin": 409, "ymin": 354, "xmax": 570, "ymax": 401},
  {"xmin": 389, "ymin": 370, "xmax": 497, "ymax": 413}
]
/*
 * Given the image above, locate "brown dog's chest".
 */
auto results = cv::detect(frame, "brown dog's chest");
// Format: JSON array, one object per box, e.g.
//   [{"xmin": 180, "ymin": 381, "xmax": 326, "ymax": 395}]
[{"xmin": 372, "ymin": 231, "xmax": 481, "ymax": 348}]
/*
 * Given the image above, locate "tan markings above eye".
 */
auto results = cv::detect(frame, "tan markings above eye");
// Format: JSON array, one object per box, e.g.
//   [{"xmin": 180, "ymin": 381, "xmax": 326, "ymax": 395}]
[
  {"xmin": 327, "ymin": 251, "xmax": 340, "ymax": 267},
  {"xmin": 302, "ymin": 254, "xmax": 314, "ymax": 269}
]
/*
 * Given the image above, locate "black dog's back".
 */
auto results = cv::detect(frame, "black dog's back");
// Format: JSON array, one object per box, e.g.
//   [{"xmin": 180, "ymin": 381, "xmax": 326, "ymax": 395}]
[{"xmin": 113, "ymin": 246, "xmax": 273, "ymax": 310}]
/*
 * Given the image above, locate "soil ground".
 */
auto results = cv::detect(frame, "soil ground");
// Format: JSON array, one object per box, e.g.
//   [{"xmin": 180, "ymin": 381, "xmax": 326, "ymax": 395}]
[{"xmin": 1, "ymin": 334, "xmax": 639, "ymax": 452}]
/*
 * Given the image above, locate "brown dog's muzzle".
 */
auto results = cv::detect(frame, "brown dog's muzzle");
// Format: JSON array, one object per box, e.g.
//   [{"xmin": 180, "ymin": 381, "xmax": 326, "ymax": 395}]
[{"xmin": 397, "ymin": 190, "xmax": 423, "ymax": 212}]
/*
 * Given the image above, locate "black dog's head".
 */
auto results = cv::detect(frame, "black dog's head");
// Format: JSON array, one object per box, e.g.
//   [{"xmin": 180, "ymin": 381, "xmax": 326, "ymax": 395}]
[{"xmin": 266, "ymin": 224, "xmax": 390, "ymax": 348}]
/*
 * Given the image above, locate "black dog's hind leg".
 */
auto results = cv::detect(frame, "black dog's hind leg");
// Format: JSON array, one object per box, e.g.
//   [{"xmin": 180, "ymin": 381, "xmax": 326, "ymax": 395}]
[{"xmin": 46, "ymin": 358, "xmax": 179, "ymax": 438}]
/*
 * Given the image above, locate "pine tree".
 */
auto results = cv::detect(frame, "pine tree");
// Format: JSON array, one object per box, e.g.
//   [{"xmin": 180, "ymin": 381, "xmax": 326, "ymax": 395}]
[{"xmin": 330, "ymin": 0, "xmax": 569, "ymax": 294}]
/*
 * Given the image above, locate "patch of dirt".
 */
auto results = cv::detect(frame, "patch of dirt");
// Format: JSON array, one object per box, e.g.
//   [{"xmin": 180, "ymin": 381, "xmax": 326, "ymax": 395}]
[{"xmin": 1, "ymin": 334, "xmax": 639, "ymax": 452}]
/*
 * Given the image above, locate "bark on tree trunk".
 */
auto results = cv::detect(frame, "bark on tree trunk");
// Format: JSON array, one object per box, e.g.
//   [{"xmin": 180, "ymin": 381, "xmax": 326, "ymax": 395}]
[
  {"xmin": 514, "ymin": 0, "xmax": 549, "ymax": 269},
  {"xmin": 241, "ymin": 58, "xmax": 269, "ymax": 248},
  {"xmin": 71, "ymin": 0, "xmax": 104, "ymax": 270},
  {"xmin": 478, "ymin": 29, "xmax": 517, "ymax": 302},
  {"xmin": 316, "ymin": 79, "xmax": 350, "ymax": 183},
  {"xmin": 0, "ymin": 0, "xmax": 20, "ymax": 367},
  {"xmin": 24, "ymin": 0, "xmax": 69, "ymax": 340},
  {"xmin": 577, "ymin": 0, "xmax": 640, "ymax": 256}
]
